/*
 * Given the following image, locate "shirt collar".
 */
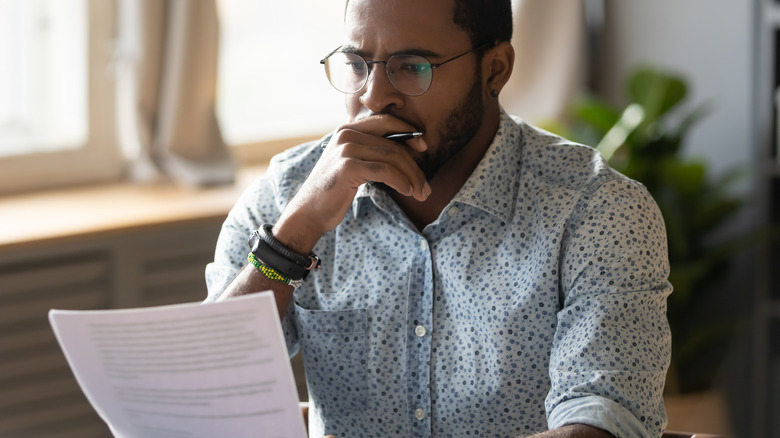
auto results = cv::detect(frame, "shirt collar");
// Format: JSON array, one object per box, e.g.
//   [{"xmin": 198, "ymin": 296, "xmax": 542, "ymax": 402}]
[
  {"xmin": 353, "ymin": 109, "xmax": 523, "ymax": 223},
  {"xmin": 452, "ymin": 109, "xmax": 522, "ymax": 222}
]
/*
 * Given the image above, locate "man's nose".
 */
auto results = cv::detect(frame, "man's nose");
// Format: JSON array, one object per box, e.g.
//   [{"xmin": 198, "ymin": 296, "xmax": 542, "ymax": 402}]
[{"xmin": 358, "ymin": 63, "xmax": 404, "ymax": 111}]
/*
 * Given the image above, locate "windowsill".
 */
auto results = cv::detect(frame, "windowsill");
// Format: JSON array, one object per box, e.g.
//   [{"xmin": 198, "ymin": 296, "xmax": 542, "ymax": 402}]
[{"xmin": 0, "ymin": 165, "xmax": 267, "ymax": 252}]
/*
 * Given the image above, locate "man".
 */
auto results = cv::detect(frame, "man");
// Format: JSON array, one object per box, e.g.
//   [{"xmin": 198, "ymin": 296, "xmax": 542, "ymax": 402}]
[{"xmin": 205, "ymin": 0, "xmax": 672, "ymax": 436}]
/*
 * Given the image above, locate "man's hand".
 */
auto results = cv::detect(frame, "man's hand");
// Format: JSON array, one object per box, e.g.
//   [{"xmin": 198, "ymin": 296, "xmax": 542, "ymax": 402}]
[
  {"xmin": 272, "ymin": 115, "xmax": 431, "ymax": 254},
  {"xmin": 216, "ymin": 116, "xmax": 431, "ymax": 316},
  {"xmin": 528, "ymin": 424, "xmax": 616, "ymax": 438}
]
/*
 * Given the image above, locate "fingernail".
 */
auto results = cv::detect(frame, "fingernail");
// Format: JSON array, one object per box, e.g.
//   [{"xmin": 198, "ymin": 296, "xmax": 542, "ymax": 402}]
[{"xmin": 423, "ymin": 181, "xmax": 432, "ymax": 198}]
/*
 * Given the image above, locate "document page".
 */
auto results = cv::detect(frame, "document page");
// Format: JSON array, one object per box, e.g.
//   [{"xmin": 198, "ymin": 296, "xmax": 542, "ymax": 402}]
[{"xmin": 49, "ymin": 292, "xmax": 307, "ymax": 438}]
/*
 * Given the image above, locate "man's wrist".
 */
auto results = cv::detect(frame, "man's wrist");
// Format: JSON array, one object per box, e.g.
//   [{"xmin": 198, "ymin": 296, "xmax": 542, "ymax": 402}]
[
  {"xmin": 247, "ymin": 224, "xmax": 321, "ymax": 282},
  {"xmin": 272, "ymin": 214, "xmax": 324, "ymax": 256}
]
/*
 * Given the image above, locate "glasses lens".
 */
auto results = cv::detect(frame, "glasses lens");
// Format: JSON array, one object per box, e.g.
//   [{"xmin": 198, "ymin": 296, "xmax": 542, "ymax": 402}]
[
  {"xmin": 323, "ymin": 52, "xmax": 368, "ymax": 94},
  {"xmin": 386, "ymin": 55, "xmax": 433, "ymax": 96}
]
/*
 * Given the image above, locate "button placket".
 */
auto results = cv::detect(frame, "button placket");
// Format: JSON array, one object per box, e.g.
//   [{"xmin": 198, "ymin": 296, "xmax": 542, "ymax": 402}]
[{"xmin": 406, "ymin": 233, "xmax": 434, "ymax": 435}]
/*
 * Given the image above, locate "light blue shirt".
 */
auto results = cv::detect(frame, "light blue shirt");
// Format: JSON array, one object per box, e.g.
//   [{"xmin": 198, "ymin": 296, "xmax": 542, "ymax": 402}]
[{"xmin": 205, "ymin": 111, "xmax": 672, "ymax": 438}]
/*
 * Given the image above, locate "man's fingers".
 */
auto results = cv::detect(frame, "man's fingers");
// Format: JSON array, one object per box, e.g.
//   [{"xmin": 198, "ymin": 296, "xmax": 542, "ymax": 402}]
[
  {"xmin": 342, "ymin": 159, "xmax": 416, "ymax": 199},
  {"xmin": 336, "ymin": 138, "xmax": 430, "ymax": 201},
  {"xmin": 405, "ymin": 135, "xmax": 428, "ymax": 153}
]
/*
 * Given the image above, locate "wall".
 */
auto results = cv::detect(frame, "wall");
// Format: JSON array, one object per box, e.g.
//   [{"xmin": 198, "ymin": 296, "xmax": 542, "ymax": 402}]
[{"xmin": 600, "ymin": 0, "xmax": 755, "ymax": 176}]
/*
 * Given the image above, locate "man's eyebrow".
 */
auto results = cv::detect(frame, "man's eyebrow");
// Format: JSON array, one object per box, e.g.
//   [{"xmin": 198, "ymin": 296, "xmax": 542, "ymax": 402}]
[
  {"xmin": 340, "ymin": 45, "xmax": 441, "ymax": 59},
  {"xmin": 395, "ymin": 48, "xmax": 441, "ymax": 59},
  {"xmin": 339, "ymin": 45, "xmax": 362, "ymax": 55}
]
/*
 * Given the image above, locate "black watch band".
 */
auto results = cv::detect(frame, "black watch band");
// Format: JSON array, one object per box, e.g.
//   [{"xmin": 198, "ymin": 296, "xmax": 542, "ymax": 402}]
[
  {"xmin": 247, "ymin": 225, "xmax": 320, "ymax": 280},
  {"xmin": 259, "ymin": 224, "xmax": 317, "ymax": 268}
]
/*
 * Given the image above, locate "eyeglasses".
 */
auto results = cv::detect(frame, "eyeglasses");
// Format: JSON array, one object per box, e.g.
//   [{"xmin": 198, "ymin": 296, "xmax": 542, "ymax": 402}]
[{"xmin": 320, "ymin": 42, "xmax": 494, "ymax": 97}]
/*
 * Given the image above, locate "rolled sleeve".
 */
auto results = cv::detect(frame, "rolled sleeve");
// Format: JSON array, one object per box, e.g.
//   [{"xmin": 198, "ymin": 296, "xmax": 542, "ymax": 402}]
[{"xmin": 547, "ymin": 395, "xmax": 650, "ymax": 437}]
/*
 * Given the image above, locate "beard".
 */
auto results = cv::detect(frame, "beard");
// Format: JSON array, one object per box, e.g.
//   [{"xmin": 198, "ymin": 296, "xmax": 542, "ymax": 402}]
[{"xmin": 417, "ymin": 73, "xmax": 485, "ymax": 180}]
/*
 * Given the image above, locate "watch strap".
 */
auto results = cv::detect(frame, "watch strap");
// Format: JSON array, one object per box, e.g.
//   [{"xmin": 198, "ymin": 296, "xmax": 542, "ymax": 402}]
[
  {"xmin": 259, "ymin": 224, "xmax": 320, "ymax": 269},
  {"xmin": 249, "ymin": 231, "xmax": 309, "ymax": 280},
  {"xmin": 248, "ymin": 225, "xmax": 321, "ymax": 281}
]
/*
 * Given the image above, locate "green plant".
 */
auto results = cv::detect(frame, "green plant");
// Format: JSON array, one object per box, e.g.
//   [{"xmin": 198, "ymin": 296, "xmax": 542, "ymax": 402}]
[{"xmin": 546, "ymin": 66, "xmax": 750, "ymax": 394}]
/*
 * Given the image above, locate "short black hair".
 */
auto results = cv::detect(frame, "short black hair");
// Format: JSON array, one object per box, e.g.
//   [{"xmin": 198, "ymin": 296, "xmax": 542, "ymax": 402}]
[
  {"xmin": 344, "ymin": 0, "xmax": 513, "ymax": 47},
  {"xmin": 452, "ymin": 0, "xmax": 513, "ymax": 47}
]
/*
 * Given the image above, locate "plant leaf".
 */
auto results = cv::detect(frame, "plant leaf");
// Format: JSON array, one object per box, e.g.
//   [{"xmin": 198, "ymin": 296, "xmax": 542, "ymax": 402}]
[
  {"xmin": 572, "ymin": 96, "xmax": 621, "ymax": 135},
  {"xmin": 671, "ymin": 101, "xmax": 714, "ymax": 143},
  {"xmin": 691, "ymin": 198, "xmax": 743, "ymax": 232},
  {"xmin": 660, "ymin": 159, "xmax": 706, "ymax": 198},
  {"xmin": 628, "ymin": 67, "xmax": 687, "ymax": 125},
  {"xmin": 596, "ymin": 104, "xmax": 645, "ymax": 161}
]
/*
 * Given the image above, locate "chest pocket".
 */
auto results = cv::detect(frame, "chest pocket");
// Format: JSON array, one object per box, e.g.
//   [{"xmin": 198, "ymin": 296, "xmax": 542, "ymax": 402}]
[{"xmin": 294, "ymin": 304, "xmax": 368, "ymax": 417}]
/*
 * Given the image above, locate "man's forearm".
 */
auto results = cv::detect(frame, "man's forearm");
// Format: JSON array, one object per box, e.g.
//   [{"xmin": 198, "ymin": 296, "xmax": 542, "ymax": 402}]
[
  {"xmin": 216, "ymin": 264, "xmax": 295, "ymax": 320},
  {"xmin": 529, "ymin": 424, "xmax": 615, "ymax": 438}
]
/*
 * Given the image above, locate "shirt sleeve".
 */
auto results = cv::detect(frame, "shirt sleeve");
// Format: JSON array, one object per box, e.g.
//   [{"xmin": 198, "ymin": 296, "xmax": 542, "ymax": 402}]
[{"xmin": 547, "ymin": 177, "xmax": 672, "ymax": 437}]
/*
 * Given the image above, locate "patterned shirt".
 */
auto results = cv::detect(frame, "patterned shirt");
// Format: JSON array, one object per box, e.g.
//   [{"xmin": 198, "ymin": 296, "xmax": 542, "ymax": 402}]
[{"xmin": 205, "ymin": 111, "xmax": 672, "ymax": 438}]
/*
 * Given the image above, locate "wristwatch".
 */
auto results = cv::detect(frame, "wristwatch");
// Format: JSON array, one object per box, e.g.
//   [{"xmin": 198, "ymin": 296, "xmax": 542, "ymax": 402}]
[{"xmin": 248, "ymin": 224, "xmax": 321, "ymax": 280}]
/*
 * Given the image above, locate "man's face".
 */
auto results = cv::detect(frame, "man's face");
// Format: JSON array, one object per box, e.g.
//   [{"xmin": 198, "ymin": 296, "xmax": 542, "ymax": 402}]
[{"xmin": 343, "ymin": 0, "xmax": 486, "ymax": 180}]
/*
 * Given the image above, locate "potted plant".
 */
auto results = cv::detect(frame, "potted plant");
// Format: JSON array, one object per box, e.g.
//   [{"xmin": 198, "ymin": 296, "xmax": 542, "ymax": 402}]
[{"xmin": 543, "ymin": 66, "xmax": 754, "ymax": 432}]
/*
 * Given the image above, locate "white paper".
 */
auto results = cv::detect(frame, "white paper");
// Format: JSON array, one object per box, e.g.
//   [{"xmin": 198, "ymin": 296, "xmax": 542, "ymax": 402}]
[{"xmin": 48, "ymin": 292, "xmax": 307, "ymax": 438}]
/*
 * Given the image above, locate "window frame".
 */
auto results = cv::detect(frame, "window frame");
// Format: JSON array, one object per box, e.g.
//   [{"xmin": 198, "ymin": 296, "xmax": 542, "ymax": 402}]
[{"xmin": 0, "ymin": 0, "xmax": 122, "ymax": 196}]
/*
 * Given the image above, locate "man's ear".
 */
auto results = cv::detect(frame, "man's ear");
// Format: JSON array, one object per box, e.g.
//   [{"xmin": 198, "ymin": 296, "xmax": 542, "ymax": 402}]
[{"xmin": 482, "ymin": 41, "xmax": 515, "ymax": 97}]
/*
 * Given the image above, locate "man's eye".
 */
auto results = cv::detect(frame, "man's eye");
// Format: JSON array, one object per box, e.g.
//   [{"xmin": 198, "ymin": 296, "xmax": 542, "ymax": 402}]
[
  {"xmin": 400, "ymin": 63, "xmax": 431, "ymax": 75},
  {"xmin": 347, "ymin": 62, "xmax": 366, "ymax": 74}
]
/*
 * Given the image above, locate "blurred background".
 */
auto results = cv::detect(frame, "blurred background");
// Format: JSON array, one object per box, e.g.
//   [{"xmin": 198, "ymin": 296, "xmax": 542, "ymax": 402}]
[{"xmin": 0, "ymin": 0, "xmax": 774, "ymax": 437}]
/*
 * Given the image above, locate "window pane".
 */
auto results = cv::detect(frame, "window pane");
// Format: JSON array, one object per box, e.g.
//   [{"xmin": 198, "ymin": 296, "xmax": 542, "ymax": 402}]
[
  {"xmin": 216, "ymin": 0, "xmax": 347, "ymax": 145},
  {"xmin": 0, "ymin": 0, "xmax": 88, "ymax": 158}
]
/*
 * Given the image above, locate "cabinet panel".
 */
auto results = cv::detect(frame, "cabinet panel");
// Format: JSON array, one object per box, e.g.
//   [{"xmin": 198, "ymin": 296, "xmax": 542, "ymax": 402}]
[{"xmin": 0, "ymin": 251, "xmax": 111, "ymax": 437}]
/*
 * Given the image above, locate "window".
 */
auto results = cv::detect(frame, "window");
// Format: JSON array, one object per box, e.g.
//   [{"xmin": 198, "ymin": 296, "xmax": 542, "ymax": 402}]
[
  {"xmin": 0, "ymin": 0, "xmax": 121, "ymax": 195},
  {"xmin": 0, "ymin": 0, "xmax": 87, "ymax": 157},
  {"xmin": 216, "ymin": 0, "xmax": 347, "ymax": 149},
  {"xmin": 0, "ymin": 1, "xmax": 381, "ymax": 194}
]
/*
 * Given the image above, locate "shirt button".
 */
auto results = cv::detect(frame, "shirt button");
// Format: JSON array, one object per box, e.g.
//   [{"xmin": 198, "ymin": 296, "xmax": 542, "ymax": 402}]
[
  {"xmin": 448, "ymin": 206, "xmax": 459, "ymax": 217},
  {"xmin": 414, "ymin": 408, "xmax": 426, "ymax": 420},
  {"xmin": 414, "ymin": 325, "xmax": 427, "ymax": 337},
  {"xmin": 419, "ymin": 239, "xmax": 428, "ymax": 251}
]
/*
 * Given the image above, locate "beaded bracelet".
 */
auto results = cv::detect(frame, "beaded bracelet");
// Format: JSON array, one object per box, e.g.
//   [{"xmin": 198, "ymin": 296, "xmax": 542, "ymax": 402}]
[{"xmin": 247, "ymin": 252, "xmax": 303, "ymax": 288}]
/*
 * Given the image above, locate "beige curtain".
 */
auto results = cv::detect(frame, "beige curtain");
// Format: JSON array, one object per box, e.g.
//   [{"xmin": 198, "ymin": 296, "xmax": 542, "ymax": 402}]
[
  {"xmin": 502, "ymin": 0, "xmax": 587, "ymax": 124},
  {"xmin": 115, "ymin": 0, "xmax": 234, "ymax": 187}
]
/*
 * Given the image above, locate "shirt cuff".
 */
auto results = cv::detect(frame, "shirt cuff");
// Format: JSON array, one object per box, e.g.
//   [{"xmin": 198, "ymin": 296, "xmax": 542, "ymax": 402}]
[{"xmin": 547, "ymin": 395, "xmax": 650, "ymax": 438}]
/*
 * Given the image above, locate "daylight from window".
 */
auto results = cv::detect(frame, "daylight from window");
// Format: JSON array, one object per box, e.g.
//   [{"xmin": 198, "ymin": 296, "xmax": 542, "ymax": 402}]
[
  {"xmin": 216, "ymin": 0, "xmax": 348, "ymax": 145},
  {"xmin": 0, "ymin": 0, "xmax": 88, "ymax": 158}
]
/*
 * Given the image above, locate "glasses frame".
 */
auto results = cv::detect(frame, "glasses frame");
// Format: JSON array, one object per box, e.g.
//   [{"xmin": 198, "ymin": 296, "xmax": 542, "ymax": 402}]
[{"xmin": 320, "ymin": 41, "xmax": 496, "ymax": 96}]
